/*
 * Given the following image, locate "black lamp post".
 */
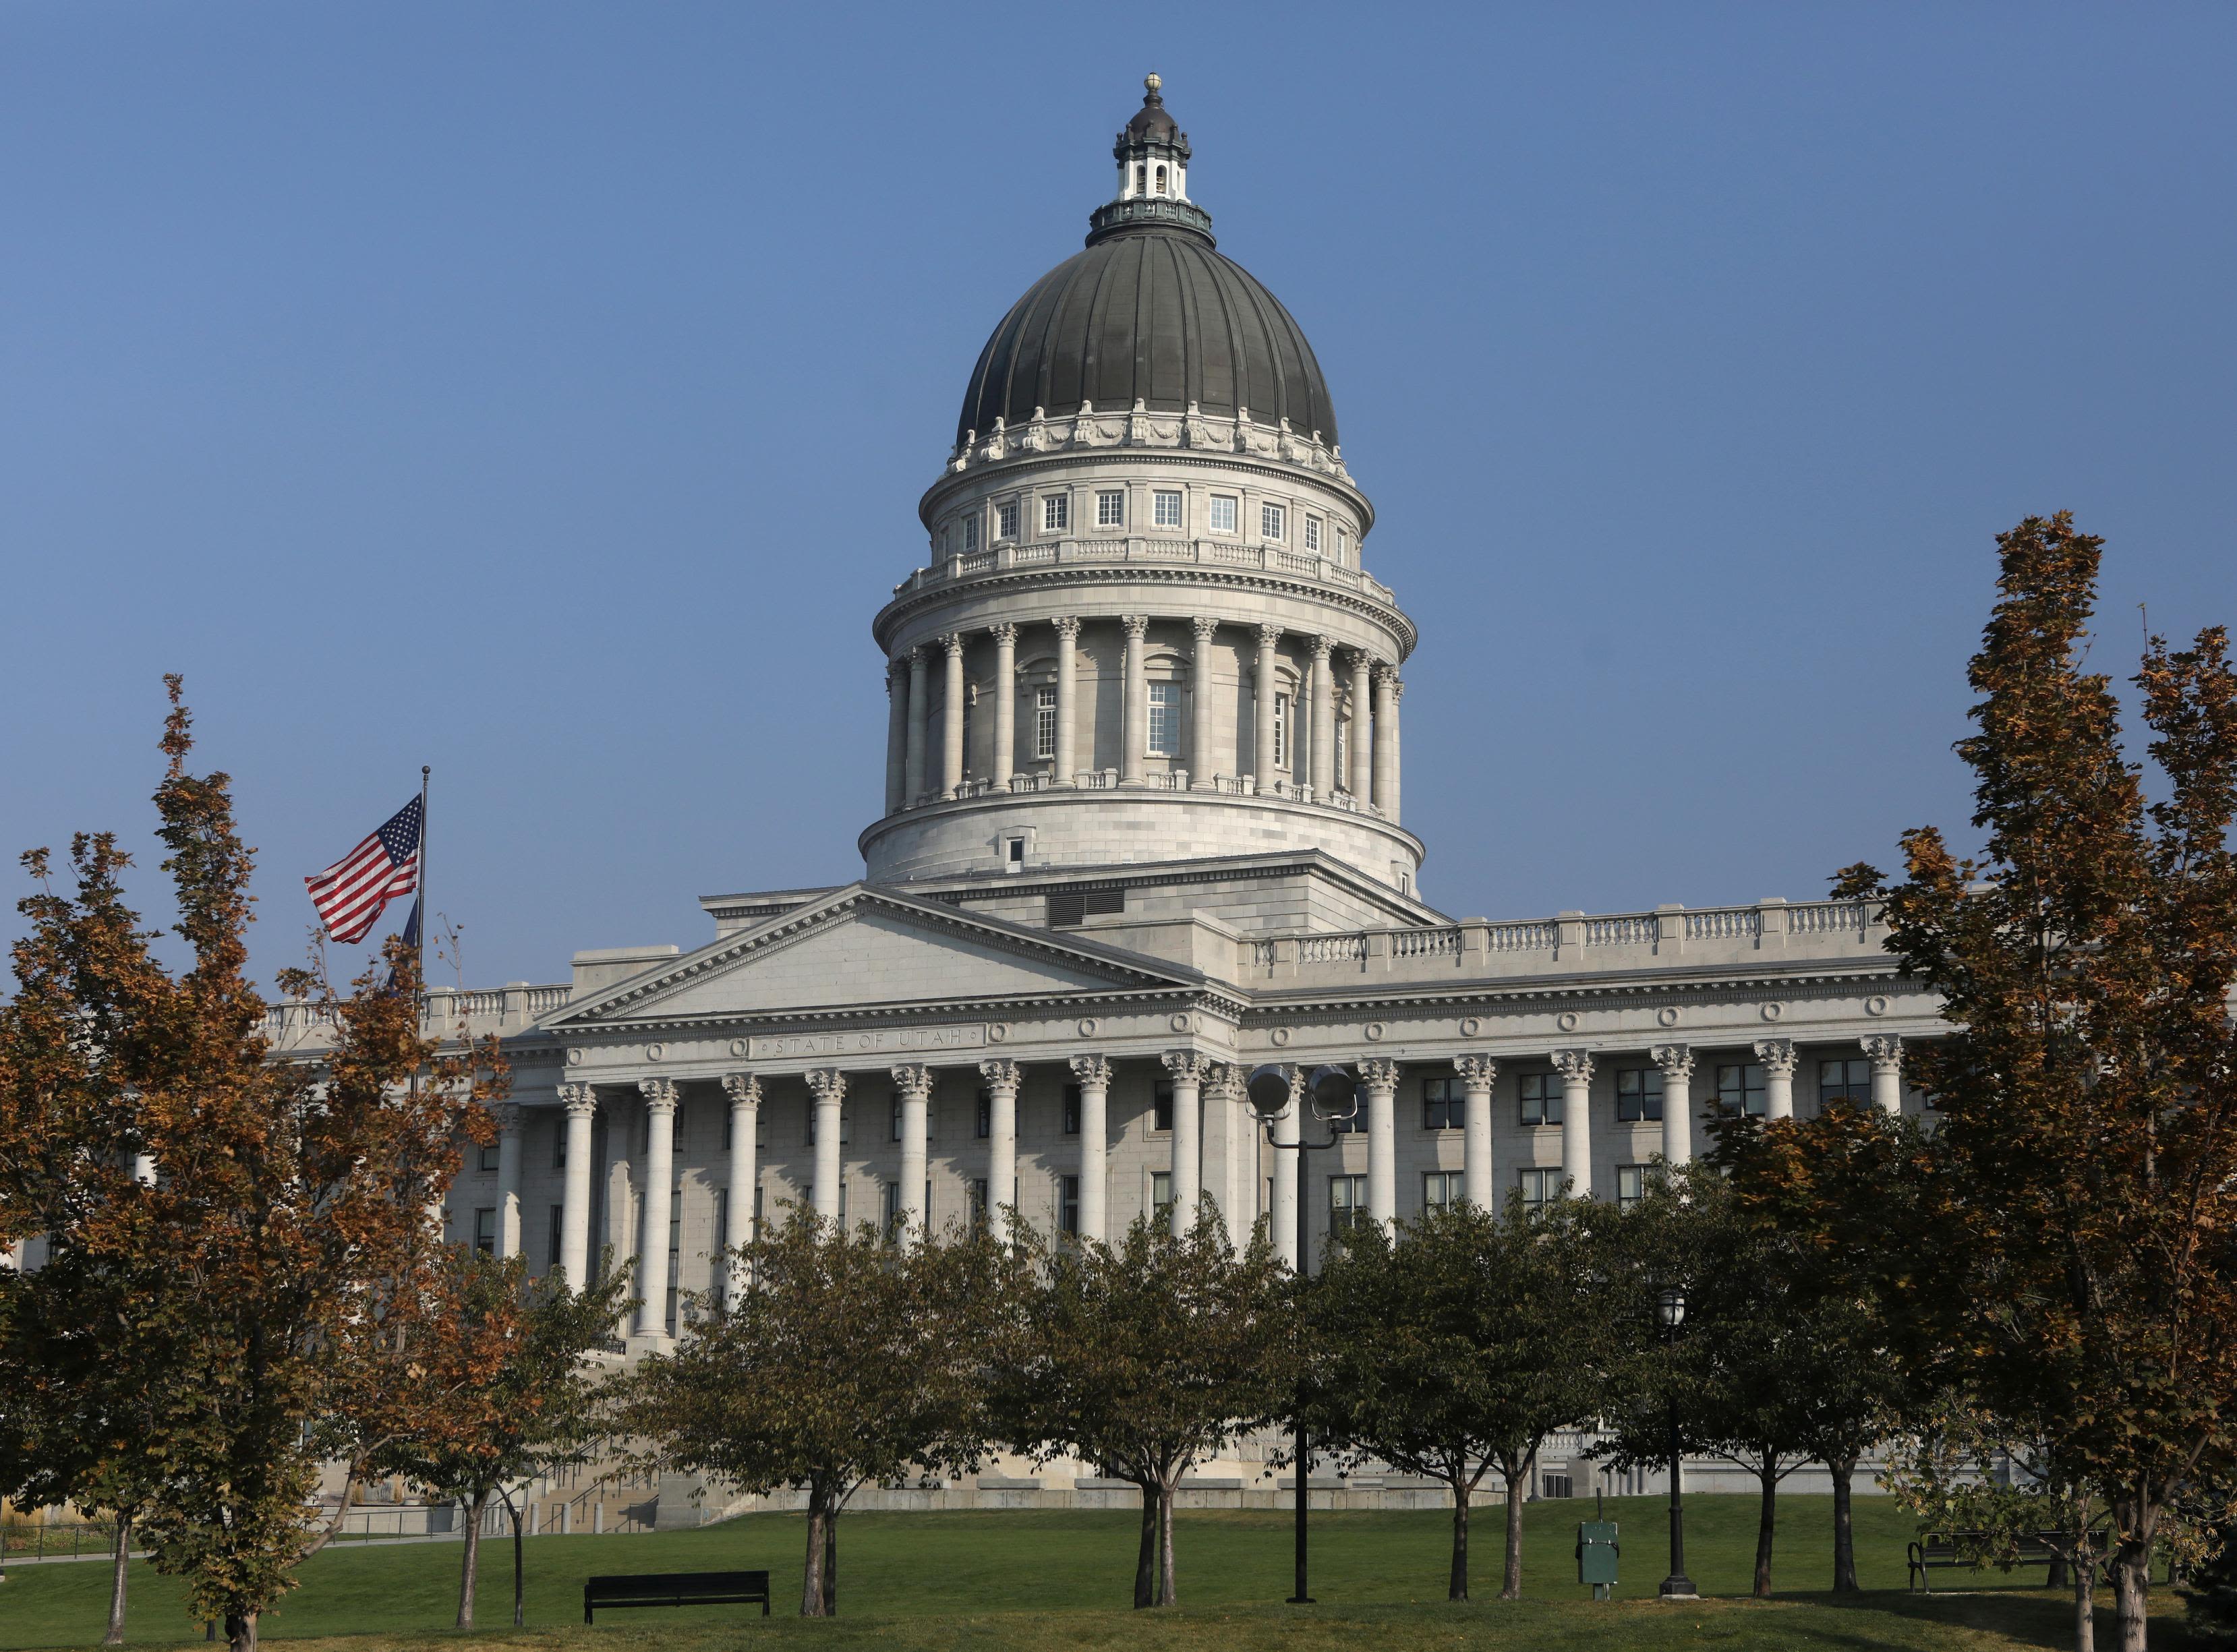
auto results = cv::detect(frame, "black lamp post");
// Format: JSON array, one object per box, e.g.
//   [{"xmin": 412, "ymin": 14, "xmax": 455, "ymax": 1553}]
[
  {"xmin": 1656, "ymin": 1287, "xmax": 1698, "ymax": 1600},
  {"xmin": 1244, "ymin": 1062, "xmax": 1357, "ymax": 1607}
]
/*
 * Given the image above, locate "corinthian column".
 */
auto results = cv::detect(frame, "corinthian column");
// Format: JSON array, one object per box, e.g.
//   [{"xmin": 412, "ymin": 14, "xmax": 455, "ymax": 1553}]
[
  {"xmin": 1360, "ymin": 1057, "xmax": 1400, "ymax": 1230},
  {"xmin": 892, "ymin": 1063, "xmax": 933, "ymax": 1245},
  {"xmin": 941, "ymin": 634, "xmax": 966, "ymax": 796},
  {"xmin": 1388, "ymin": 676, "xmax": 1404, "ymax": 823},
  {"xmin": 1162, "ymin": 1050, "xmax": 1206, "ymax": 1234},
  {"xmin": 989, "ymin": 623, "xmax": 1017, "ymax": 790},
  {"xmin": 1310, "ymin": 636, "xmax": 1335, "ymax": 797},
  {"xmin": 556, "ymin": 1084, "xmax": 598, "ymax": 1289},
  {"xmin": 1756, "ymin": 1039, "xmax": 1798, "ymax": 1121},
  {"xmin": 1070, "ymin": 1054, "xmax": 1111, "ymax": 1243},
  {"xmin": 633, "ymin": 1078, "xmax": 678, "ymax": 1342},
  {"xmin": 1863, "ymin": 1036, "xmax": 1905, "ymax": 1114},
  {"xmin": 1372, "ymin": 665, "xmax": 1398, "ymax": 816},
  {"xmin": 720, "ymin": 1073, "xmax": 760, "ymax": 1302},
  {"xmin": 981, "ymin": 1059, "xmax": 1021, "ymax": 1241},
  {"xmin": 904, "ymin": 645, "xmax": 930, "ymax": 803},
  {"xmin": 1347, "ymin": 649, "xmax": 1375, "ymax": 800},
  {"xmin": 1456, "ymin": 1055, "xmax": 1496, "ymax": 1209},
  {"xmin": 883, "ymin": 658, "xmax": 908, "ymax": 814},
  {"xmin": 1190, "ymin": 617, "xmax": 1218, "ymax": 788},
  {"xmin": 1121, "ymin": 615, "xmax": 1149, "ymax": 784},
  {"xmin": 1253, "ymin": 625, "xmax": 1283, "ymax": 792},
  {"xmin": 494, "ymin": 1103, "xmax": 524, "ymax": 1258},
  {"xmin": 1553, "ymin": 1048, "xmax": 1594, "ymax": 1198},
  {"xmin": 1053, "ymin": 618, "xmax": 1080, "ymax": 783},
  {"xmin": 807, "ymin": 1068, "xmax": 846, "ymax": 1220},
  {"xmin": 1654, "ymin": 1044, "xmax": 1695, "ymax": 1166}
]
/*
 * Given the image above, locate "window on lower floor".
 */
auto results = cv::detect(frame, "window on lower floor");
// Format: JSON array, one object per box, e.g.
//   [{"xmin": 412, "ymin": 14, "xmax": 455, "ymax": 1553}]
[
  {"xmin": 1209, "ymin": 496, "xmax": 1238, "ymax": 534},
  {"xmin": 1423, "ymin": 1075, "xmax": 1465, "ymax": 1131},
  {"xmin": 1097, "ymin": 490, "xmax": 1125, "ymax": 528},
  {"xmin": 1042, "ymin": 494, "xmax": 1068, "ymax": 532},
  {"xmin": 996, "ymin": 499, "xmax": 1020, "ymax": 541},
  {"xmin": 547, "ymin": 1205, "xmax": 564, "ymax": 1271},
  {"xmin": 665, "ymin": 1183, "xmax": 682, "ymax": 1332},
  {"xmin": 1518, "ymin": 1167, "xmax": 1561, "ymax": 1211},
  {"xmin": 1330, "ymin": 1173, "xmax": 1369, "ymax": 1231},
  {"xmin": 1424, "ymin": 1171, "xmax": 1463, "ymax": 1212},
  {"xmin": 1151, "ymin": 1171, "xmax": 1173, "ymax": 1222},
  {"xmin": 1716, "ymin": 1063, "xmax": 1768, "ymax": 1117},
  {"xmin": 473, "ymin": 1208, "xmax": 496, "ymax": 1256},
  {"xmin": 1062, "ymin": 1084, "xmax": 1081, "ymax": 1135},
  {"xmin": 1149, "ymin": 681, "xmax": 1180, "ymax": 756},
  {"xmin": 1615, "ymin": 1165, "xmax": 1648, "ymax": 1210},
  {"xmin": 1616, "ymin": 1067, "xmax": 1664, "ymax": 1123},
  {"xmin": 975, "ymin": 1088, "xmax": 991, "ymax": 1140},
  {"xmin": 1273, "ymin": 690, "xmax": 1291, "ymax": 768},
  {"xmin": 1820, "ymin": 1057, "xmax": 1871, "ymax": 1109},
  {"xmin": 1261, "ymin": 502, "xmax": 1286, "ymax": 541},
  {"xmin": 1058, "ymin": 1175, "xmax": 1080, "ymax": 1235},
  {"xmin": 1153, "ymin": 490, "xmax": 1183, "ymax": 528},
  {"xmin": 1153, "ymin": 1079, "xmax": 1173, "ymax": 1133},
  {"xmin": 1035, "ymin": 686, "xmax": 1057, "ymax": 759},
  {"xmin": 1521, "ymin": 1073, "xmax": 1563, "ymax": 1127},
  {"xmin": 881, "ymin": 1181, "xmax": 903, "ymax": 1241},
  {"xmin": 477, "ymin": 1142, "xmax": 500, "ymax": 1173}
]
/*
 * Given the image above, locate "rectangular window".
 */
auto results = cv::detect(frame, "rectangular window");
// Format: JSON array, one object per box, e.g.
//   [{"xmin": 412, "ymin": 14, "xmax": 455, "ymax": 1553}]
[
  {"xmin": 1062, "ymin": 1084, "xmax": 1081, "ymax": 1135},
  {"xmin": 1615, "ymin": 1165, "xmax": 1648, "ymax": 1210},
  {"xmin": 1336, "ymin": 526, "xmax": 1350, "ymax": 564},
  {"xmin": 1422, "ymin": 1075, "xmax": 1465, "ymax": 1131},
  {"xmin": 1151, "ymin": 1171, "xmax": 1173, "ymax": 1222},
  {"xmin": 1153, "ymin": 490, "xmax": 1183, "ymax": 528},
  {"xmin": 1518, "ymin": 1167, "xmax": 1561, "ymax": 1211},
  {"xmin": 881, "ymin": 1180, "xmax": 902, "ymax": 1241},
  {"xmin": 1821, "ymin": 1058, "xmax": 1872, "ymax": 1109},
  {"xmin": 473, "ymin": 1208, "xmax": 497, "ymax": 1256},
  {"xmin": 1042, "ymin": 494, "xmax": 1069, "ymax": 532},
  {"xmin": 1521, "ymin": 1073, "xmax": 1564, "ymax": 1127},
  {"xmin": 1272, "ymin": 690, "xmax": 1290, "ymax": 768},
  {"xmin": 554, "ymin": 1120, "xmax": 566, "ymax": 1171},
  {"xmin": 1096, "ymin": 490, "xmax": 1125, "ymax": 528},
  {"xmin": 1261, "ymin": 502, "xmax": 1285, "ymax": 541},
  {"xmin": 968, "ymin": 1178, "xmax": 990, "ymax": 1230},
  {"xmin": 1304, "ymin": 516, "xmax": 1322, "ymax": 553},
  {"xmin": 1329, "ymin": 1173, "xmax": 1368, "ymax": 1231},
  {"xmin": 716, "ymin": 1187, "xmax": 730, "ymax": 1261},
  {"xmin": 964, "ymin": 514, "xmax": 980, "ymax": 554},
  {"xmin": 975, "ymin": 1088, "xmax": 992, "ymax": 1140},
  {"xmin": 996, "ymin": 499, "xmax": 1020, "ymax": 541},
  {"xmin": 477, "ymin": 1142, "xmax": 500, "ymax": 1173},
  {"xmin": 1209, "ymin": 496, "xmax": 1238, "ymax": 534},
  {"xmin": 1058, "ymin": 1175, "xmax": 1080, "ymax": 1235},
  {"xmin": 1035, "ymin": 686, "xmax": 1058, "ymax": 760},
  {"xmin": 1148, "ymin": 681, "xmax": 1180, "ymax": 757},
  {"xmin": 547, "ymin": 1205, "xmax": 564, "ymax": 1271},
  {"xmin": 1615, "ymin": 1067, "xmax": 1665, "ymax": 1123},
  {"xmin": 1153, "ymin": 1079, "xmax": 1173, "ymax": 1133},
  {"xmin": 1423, "ymin": 1171, "xmax": 1463, "ymax": 1212},
  {"xmin": 1716, "ymin": 1063, "xmax": 1768, "ymax": 1117},
  {"xmin": 890, "ymin": 1092, "xmax": 904, "ymax": 1143},
  {"xmin": 666, "ymin": 1182, "xmax": 682, "ymax": 1332}
]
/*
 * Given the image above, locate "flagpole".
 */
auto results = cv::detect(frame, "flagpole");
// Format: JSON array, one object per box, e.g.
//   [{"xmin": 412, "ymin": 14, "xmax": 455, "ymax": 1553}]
[{"xmin": 417, "ymin": 765, "xmax": 430, "ymax": 1005}]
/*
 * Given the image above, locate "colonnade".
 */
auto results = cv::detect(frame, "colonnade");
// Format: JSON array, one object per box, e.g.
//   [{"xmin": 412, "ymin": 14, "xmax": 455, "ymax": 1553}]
[
  {"xmin": 882, "ymin": 616, "xmax": 1402, "ymax": 819},
  {"xmin": 509, "ymin": 1035, "xmax": 1907, "ymax": 1334}
]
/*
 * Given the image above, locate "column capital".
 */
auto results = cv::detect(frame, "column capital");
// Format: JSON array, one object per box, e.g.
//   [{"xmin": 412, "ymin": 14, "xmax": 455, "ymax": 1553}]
[
  {"xmin": 558, "ymin": 1082, "xmax": 598, "ymax": 1119},
  {"xmin": 1344, "ymin": 645, "xmax": 1376, "ymax": 672},
  {"xmin": 908, "ymin": 642, "xmax": 929, "ymax": 663},
  {"xmin": 806, "ymin": 1067, "xmax": 848, "ymax": 1103},
  {"xmin": 890, "ymin": 1062, "xmax": 935, "ymax": 1100},
  {"xmin": 1069, "ymin": 1053, "xmax": 1113, "ymax": 1087},
  {"xmin": 1052, "ymin": 615, "xmax": 1082, "ymax": 641},
  {"xmin": 978, "ymin": 1057, "xmax": 1022, "ymax": 1092},
  {"xmin": 1861, "ymin": 1034, "xmax": 1904, "ymax": 1067},
  {"xmin": 987, "ymin": 621, "xmax": 1018, "ymax": 647},
  {"xmin": 888, "ymin": 658, "xmax": 907, "ymax": 689},
  {"xmin": 1551, "ymin": 1047, "xmax": 1596, "ymax": 1082},
  {"xmin": 1122, "ymin": 614, "xmax": 1151, "ymax": 642},
  {"xmin": 1454, "ymin": 1053, "xmax": 1497, "ymax": 1088},
  {"xmin": 1310, "ymin": 633, "xmax": 1335, "ymax": 663},
  {"xmin": 638, "ymin": 1077, "xmax": 679, "ymax": 1113},
  {"xmin": 1374, "ymin": 661, "xmax": 1399, "ymax": 688},
  {"xmin": 720, "ymin": 1072, "xmax": 763, "ymax": 1107},
  {"xmin": 1190, "ymin": 614, "xmax": 1219, "ymax": 645},
  {"xmin": 1160, "ymin": 1049, "xmax": 1209, "ymax": 1084},
  {"xmin": 1256, "ymin": 622, "xmax": 1283, "ymax": 650},
  {"xmin": 1390, "ymin": 677, "xmax": 1405, "ymax": 704},
  {"xmin": 494, "ymin": 1102, "xmax": 524, "ymax": 1134},
  {"xmin": 1358, "ymin": 1057, "xmax": 1401, "ymax": 1092},
  {"xmin": 1752, "ymin": 1038, "xmax": 1799, "ymax": 1077},
  {"xmin": 1204, "ymin": 1061, "xmax": 1245, "ymax": 1103},
  {"xmin": 1651, "ymin": 1043, "xmax": 1696, "ymax": 1082},
  {"xmin": 942, "ymin": 632, "xmax": 966, "ymax": 659}
]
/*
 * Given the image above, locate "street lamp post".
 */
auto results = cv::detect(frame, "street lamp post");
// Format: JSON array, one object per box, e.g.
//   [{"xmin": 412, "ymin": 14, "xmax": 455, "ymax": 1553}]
[
  {"xmin": 1244, "ymin": 1063, "xmax": 1358, "ymax": 1607},
  {"xmin": 1656, "ymin": 1287, "xmax": 1698, "ymax": 1599}
]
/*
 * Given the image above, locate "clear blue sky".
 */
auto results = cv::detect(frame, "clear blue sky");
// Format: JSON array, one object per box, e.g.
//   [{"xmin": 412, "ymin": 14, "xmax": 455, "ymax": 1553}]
[{"xmin": 5, "ymin": 3, "xmax": 2232, "ymax": 989}]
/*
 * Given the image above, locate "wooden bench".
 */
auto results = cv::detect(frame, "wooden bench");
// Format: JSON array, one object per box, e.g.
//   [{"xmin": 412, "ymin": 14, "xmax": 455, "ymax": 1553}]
[
  {"xmin": 583, "ymin": 1570, "xmax": 772, "ymax": 1622},
  {"xmin": 1909, "ymin": 1533, "xmax": 2077, "ymax": 1592}
]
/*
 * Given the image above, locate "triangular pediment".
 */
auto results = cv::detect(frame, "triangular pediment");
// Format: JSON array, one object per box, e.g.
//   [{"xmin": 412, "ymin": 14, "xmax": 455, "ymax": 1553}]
[{"xmin": 541, "ymin": 885, "xmax": 1200, "ymax": 1029}]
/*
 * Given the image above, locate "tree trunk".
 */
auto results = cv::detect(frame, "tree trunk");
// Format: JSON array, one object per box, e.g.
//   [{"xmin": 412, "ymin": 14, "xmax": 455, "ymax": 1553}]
[
  {"xmin": 1133, "ymin": 1482, "xmax": 1160, "ymax": 1609},
  {"xmin": 1830, "ymin": 1455, "xmax": 1859, "ymax": 1593},
  {"xmin": 1753, "ymin": 1454, "xmax": 1778, "ymax": 1599},
  {"xmin": 799, "ymin": 1483, "xmax": 829, "ymax": 1618},
  {"xmin": 2112, "ymin": 1540, "xmax": 2151, "ymax": 1652},
  {"xmin": 1499, "ymin": 1457, "xmax": 1526, "ymax": 1599},
  {"xmin": 509, "ymin": 1498, "xmax": 525, "ymax": 1629},
  {"xmin": 456, "ymin": 1492, "xmax": 487, "ymax": 1628},
  {"xmin": 1158, "ymin": 1477, "xmax": 1179, "ymax": 1607},
  {"xmin": 225, "ymin": 1613, "xmax": 256, "ymax": 1652},
  {"xmin": 1449, "ymin": 1473, "xmax": 1471, "ymax": 1601},
  {"xmin": 105, "ymin": 1514, "xmax": 132, "ymax": 1646},
  {"xmin": 823, "ymin": 1501, "xmax": 838, "ymax": 1616},
  {"xmin": 2072, "ymin": 1529, "xmax": 2097, "ymax": 1652}
]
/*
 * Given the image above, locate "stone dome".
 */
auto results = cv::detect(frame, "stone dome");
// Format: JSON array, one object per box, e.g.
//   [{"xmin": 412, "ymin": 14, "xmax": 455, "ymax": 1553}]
[{"xmin": 954, "ymin": 106, "xmax": 1339, "ymax": 450}]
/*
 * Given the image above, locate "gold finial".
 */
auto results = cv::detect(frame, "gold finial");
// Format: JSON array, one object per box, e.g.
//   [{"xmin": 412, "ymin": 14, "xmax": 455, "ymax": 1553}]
[{"xmin": 1144, "ymin": 71, "xmax": 1162, "ymax": 97}]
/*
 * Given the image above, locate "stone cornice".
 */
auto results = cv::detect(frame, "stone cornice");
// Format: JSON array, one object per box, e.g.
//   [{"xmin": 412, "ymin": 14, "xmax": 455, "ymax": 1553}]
[{"xmin": 1238, "ymin": 957, "xmax": 1925, "ymax": 1023}]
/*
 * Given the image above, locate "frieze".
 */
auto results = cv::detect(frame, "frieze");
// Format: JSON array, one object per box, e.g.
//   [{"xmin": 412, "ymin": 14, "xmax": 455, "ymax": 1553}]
[{"xmin": 748, "ymin": 1025, "xmax": 989, "ymax": 1061}]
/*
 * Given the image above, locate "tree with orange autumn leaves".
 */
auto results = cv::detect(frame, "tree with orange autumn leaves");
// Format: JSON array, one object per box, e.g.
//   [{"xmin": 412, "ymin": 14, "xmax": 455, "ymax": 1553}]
[{"xmin": 0, "ymin": 682, "xmax": 515, "ymax": 1651}]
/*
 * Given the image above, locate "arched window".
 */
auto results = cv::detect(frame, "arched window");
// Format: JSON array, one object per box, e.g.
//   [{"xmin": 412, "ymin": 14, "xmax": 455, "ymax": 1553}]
[
  {"xmin": 1133, "ymin": 164, "xmax": 1145, "ymax": 195},
  {"xmin": 1154, "ymin": 165, "xmax": 1167, "ymax": 196}
]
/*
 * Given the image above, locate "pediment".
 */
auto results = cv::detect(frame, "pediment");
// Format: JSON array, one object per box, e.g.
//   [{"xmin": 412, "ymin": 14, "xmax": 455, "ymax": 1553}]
[{"xmin": 542, "ymin": 885, "xmax": 1198, "ymax": 1029}]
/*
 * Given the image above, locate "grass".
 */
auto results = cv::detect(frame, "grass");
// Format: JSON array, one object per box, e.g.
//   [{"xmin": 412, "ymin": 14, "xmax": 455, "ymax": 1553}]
[{"xmin": 0, "ymin": 1494, "xmax": 2195, "ymax": 1652}]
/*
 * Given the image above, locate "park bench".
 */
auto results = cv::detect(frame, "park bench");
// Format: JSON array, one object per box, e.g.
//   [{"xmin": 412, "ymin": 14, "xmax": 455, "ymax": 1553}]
[
  {"xmin": 582, "ymin": 1570, "xmax": 772, "ymax": 1622},
  {"xmin": 1908, "ymin": 1532, "xmax": 2079, "ymax": 1592}
]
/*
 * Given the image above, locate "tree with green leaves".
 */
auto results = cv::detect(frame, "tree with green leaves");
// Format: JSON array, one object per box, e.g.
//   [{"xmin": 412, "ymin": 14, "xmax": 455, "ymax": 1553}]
[
  {"xmin": 0, "ymin": 682, "xmax": 510, "ymax": 1652},
  {"xmin": 618, "ymin": 1208, "xmax": 1019, "ymax": 1617},
  {"xmin": 375, "ymin": 1245, "xmax": 630, "ymax": 1630},
  {"xmin": 1308, "ymin": 1197, "xmax": 1603, "ymax": 1600},
  {"xmin": 997, "ymin": 1211, "xmax": 1289, "ymax": 1609},
  {"xmin": 1833, "ymin": 513, "xmax": 2237, "ymax": 1652}
]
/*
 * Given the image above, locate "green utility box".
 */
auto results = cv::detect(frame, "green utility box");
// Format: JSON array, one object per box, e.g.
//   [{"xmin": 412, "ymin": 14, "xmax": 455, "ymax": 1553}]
[{"xmin": 1576, "ymin": 1519, "xmax": 1619, "ymax": 1597}]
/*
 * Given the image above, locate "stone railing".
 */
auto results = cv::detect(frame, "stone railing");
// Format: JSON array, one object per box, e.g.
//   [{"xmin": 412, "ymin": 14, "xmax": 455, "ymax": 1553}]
[
  {"xmin": 1242, "ymin": 898, "xmax": 1887, "ymax": 979},
  {"xmin": 890, "ymin": 535, "xmax": 1399, "ymax": 611},
  {"xmin": 894, "ymin": 770, "xmax": 1395, "ymax": 824},
  {"xmin": 262, "ymin": 982, "xmax": 573, "ymax": 1044},
  {"xmin": 943, "ymin": 403, "xmax": 1353, "ymax": 487}
]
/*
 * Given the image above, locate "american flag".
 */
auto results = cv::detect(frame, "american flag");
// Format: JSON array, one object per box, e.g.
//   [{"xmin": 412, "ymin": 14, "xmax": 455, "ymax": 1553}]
[{"xmin": 303, "ymin": 796, "xmax": 422, "ymax": 944}]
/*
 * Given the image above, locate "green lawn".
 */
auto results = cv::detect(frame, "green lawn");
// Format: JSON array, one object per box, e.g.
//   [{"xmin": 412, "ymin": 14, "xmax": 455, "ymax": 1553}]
[{"xmin": 0, "ymin": 1495, "xmax": 2192, "ymax": 1652}]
